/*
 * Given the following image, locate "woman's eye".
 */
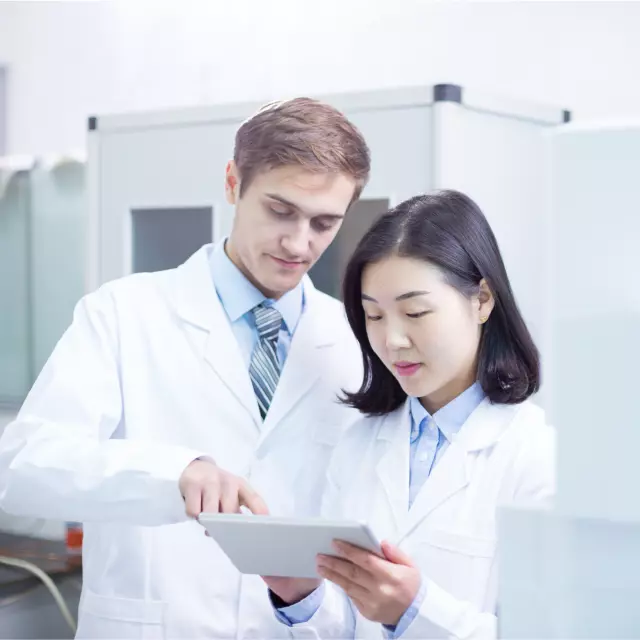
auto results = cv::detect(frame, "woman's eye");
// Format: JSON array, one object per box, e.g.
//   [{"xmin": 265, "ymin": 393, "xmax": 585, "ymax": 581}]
[
  {"xmin": 407, "ymin": 311, "xmax": 430, "ymax": 319},
  {"xmin": 366, "ymin": 315, "xmax": 382, "ymax": 322}
]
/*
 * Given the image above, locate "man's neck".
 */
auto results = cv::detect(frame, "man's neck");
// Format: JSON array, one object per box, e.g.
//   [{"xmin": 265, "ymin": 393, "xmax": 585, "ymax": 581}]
[{"xmin": 224, "ymin": 238, "xmax": 281, "ymax": 300}]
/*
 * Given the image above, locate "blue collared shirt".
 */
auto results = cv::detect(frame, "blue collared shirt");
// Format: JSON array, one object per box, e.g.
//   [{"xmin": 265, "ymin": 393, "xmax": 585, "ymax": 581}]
[
  {"xmin": 408, "ymin": 381, "xmax": 486, "ymax": 507},
  {"xmin": 276, "ymin": 383, "xmax": 486, "ymax": 638},
  {"xmin": 210, "ymin": 240, "xmax": 304, "ymax": 367}
]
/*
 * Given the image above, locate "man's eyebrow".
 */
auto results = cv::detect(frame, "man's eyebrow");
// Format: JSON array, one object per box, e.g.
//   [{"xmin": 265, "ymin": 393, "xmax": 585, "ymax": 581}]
[{"xmin": 265, "ymin": 193, "xmax": 345, "ymax": 219}]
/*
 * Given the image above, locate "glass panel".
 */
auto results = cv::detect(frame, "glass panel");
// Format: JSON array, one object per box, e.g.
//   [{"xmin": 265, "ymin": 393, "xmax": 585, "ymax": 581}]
[
  {"xmin": 309, "ymin": 198, "xmax": 390, "ymax": 299},
  {"xmin": 29, "ymin": 160, "xmax": 87, "ymax": 376},
  {"xmin": 131, "ymin": 206, "xmax": 213, "ymax": 273},
  {"xmin": 0, "ymin": 171, "xmax": 32, "ymax": 405}
]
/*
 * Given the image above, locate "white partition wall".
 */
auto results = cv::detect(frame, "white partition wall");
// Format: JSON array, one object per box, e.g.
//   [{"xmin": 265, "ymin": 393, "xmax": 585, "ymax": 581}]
[
  {"xmin": 29, "ymin": 156, "xmax": 87, "ymax": 375},
  {"xmin": 499, "ymin": 122, "xmax": 640, "ymax": 638},
  {"xmin": 88, "ymin": 84, "xmax": 568, "ymax": 408}
]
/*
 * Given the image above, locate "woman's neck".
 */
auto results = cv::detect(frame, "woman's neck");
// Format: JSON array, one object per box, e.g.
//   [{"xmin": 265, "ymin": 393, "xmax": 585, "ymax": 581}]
[{"xmin": 420, "ymin": 370, "xmax": 477, "ymax": 415}]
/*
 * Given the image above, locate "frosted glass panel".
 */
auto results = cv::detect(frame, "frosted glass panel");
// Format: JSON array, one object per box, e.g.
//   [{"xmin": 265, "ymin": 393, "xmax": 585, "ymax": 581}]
[
  {"xmin": 131, "ymin": 206, "xmax": 213, "ymax": 273},
  {"xmin": 30, "ymin": 161, "xmax": 87, "ymax": 374},
  {"xmin": 0, "ymin": 172, "xmax": 31, "ymax": 404}
]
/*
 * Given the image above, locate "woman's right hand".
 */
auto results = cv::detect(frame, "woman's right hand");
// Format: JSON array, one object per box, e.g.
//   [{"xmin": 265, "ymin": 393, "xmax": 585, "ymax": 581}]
[{"xmin": 261, "ymin": 576, "xmax": 322, "ymax": 605}]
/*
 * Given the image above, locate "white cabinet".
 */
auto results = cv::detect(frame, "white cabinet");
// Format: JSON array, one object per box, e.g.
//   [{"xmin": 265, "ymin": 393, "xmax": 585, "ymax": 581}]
[
  {"xmin": 88, "ymin": 84, "xmax": 568, "ymax": 409},
  {"xmin": 500, "ymin": 121, "xmax": 640, "ymax": 638}
]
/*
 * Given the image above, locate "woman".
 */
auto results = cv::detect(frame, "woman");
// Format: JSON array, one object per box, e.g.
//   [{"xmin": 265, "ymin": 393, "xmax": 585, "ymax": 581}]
[{"xmin": 266, "ymin": 190, "xmax": 555, "ymax": 639}]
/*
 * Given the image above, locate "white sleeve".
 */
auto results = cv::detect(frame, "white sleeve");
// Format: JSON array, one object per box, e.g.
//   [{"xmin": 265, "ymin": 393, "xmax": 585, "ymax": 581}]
[
  {"xmin": 398, "ymin": 579, "xmax": 497, "ymax": 639},
  {"xmin": 0, "ymin": 289, "xmax": 205, "ymax": 526}
]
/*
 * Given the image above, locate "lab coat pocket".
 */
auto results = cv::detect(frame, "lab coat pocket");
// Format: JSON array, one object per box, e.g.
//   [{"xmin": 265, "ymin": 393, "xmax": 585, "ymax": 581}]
[
  {"xmin": 77, "ymin": 589, "xmax": 166, "ymax": 639},
  {"xmin": 413, "ymin": 529, "xmax": 496, "ymax": 604}
]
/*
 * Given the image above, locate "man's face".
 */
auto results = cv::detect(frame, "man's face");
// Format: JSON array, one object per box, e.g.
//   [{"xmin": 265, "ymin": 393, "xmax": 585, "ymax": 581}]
[{"xmin": 225, "ymin": 162, "xmax": 357, "ymax": 299}]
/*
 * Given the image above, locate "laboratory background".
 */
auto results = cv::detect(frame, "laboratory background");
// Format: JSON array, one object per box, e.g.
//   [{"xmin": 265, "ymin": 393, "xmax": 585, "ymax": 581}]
[{"xmin": 0, "ymin": 0, "xmax": 639, "ymax": 637}]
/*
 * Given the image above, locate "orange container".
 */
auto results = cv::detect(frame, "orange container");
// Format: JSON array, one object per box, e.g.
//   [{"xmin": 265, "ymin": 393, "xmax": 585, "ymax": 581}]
[{"xmin": 65, "ymin": 522, "xmax": 83, "ymax": 554}]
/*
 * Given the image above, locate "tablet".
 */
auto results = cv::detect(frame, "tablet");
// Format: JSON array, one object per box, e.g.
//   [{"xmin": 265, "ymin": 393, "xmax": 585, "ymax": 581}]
[{"xmin": 198, "ymin": 513, "xmax": 382, "ymax": 578}]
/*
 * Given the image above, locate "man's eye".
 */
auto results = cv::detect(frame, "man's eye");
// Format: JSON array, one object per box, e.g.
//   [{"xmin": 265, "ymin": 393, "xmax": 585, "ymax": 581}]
[
  {"xmin": 270, "ymin": 207, "xmax": 291, "ymax": 217},
  {"xmin": 312, "ymin": 219, "xmax": 336, "ymax": 232}
]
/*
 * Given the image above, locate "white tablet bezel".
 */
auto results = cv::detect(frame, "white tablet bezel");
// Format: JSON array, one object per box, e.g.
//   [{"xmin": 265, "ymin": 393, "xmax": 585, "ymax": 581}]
[{"xmin": 198, "ymin": 513, "xmax": 382, "ymax": 578}]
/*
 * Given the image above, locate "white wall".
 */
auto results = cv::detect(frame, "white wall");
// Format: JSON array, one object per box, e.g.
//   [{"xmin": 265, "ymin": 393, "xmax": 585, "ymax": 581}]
[{"xmin": 1, "ymin": 0, "xmax": 640, "ymax": 155}]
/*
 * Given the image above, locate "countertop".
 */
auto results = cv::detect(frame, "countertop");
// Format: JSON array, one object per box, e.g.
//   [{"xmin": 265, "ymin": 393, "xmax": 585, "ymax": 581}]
[{"xmin": 0, "ymin": 532, "xmax": 81, "ymax": 600}]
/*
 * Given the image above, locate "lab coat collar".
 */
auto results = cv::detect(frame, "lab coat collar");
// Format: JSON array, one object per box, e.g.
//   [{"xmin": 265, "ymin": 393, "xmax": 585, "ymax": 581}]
[
  {"xmin": 375, "ymin": 397, "xmax": 522, "ymax": 538},
  {"xmin": 401, "ymin": 399, "xmax": 522, "ymax": 538},
  {"xmin": 374, "ymin": 402, "xmax": 412, "ymax": 532},
  {"xmin": 377, "ymin": 396, "xmax": 520, "ymax": 452},
  {"xmin": 170, "ymin": 245, "xmax": 338, "ymax": 431},
  {"xmin": 169, "ymin": 245, "xmax": 261, "ymax": 426}
]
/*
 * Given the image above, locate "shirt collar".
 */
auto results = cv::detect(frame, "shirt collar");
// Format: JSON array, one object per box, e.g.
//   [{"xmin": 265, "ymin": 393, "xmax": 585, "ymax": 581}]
[
  {"xmin": 409, "ymin": 381, "xmax": 486, "ymax": 443},
  {"xmin": 210, "ymin": 239, "xmax": 304, "ymax": 334}
]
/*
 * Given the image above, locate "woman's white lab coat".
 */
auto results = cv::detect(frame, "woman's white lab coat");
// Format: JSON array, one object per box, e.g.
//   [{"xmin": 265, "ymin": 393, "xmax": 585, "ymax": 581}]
[{"xmin": 288, "ymin": 397, "xmax": 555, "ymax": 639}]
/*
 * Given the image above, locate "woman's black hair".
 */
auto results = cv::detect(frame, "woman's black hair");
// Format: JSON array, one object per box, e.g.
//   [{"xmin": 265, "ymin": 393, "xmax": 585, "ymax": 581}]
[{"xmin": 341, "ymin": 190, "xmax": 540, "ymax": 416}]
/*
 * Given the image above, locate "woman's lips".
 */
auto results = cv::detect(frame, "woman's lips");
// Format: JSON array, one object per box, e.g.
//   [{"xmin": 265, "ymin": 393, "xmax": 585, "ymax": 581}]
[{"xmin": 394, "ymin": 362, "xmax": 422, "ymax": 377}]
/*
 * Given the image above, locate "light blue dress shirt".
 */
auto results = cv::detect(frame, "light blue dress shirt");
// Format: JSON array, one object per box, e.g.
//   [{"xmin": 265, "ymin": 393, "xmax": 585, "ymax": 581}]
[
  {"xmin": 276, "ymin": 383, "xmax": 486, "ymax": 638},
  {"xmin": 210, "ymin": 240, "xmax": 304, "ymax": 368}
]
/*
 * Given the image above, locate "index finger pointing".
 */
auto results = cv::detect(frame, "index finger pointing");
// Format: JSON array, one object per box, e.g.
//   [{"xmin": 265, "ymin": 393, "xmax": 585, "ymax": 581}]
[{"xmin": 239, "ymin": 482, "xmax": 269, "ymax": 515}]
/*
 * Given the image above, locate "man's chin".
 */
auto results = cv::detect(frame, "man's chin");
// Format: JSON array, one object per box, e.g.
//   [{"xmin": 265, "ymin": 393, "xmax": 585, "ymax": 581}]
[{"xmin": 259, "ymin": 272, "xmax": 305, "ymax": 299}]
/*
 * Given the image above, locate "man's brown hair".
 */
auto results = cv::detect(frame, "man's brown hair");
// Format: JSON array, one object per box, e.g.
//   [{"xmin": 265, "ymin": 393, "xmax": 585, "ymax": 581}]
[{"xmin": 234, "ymin": 97, "xmax": 371, "ymax": 202}]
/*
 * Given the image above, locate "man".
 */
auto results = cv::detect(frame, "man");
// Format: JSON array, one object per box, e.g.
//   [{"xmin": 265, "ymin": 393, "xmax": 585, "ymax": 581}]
[{"xmin": 0, "ymin": 98, "xmax": 370, "ymax": 638}]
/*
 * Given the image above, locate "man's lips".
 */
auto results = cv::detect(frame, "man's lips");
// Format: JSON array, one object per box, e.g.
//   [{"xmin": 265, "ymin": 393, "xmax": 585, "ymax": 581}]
[{"xmin": 270, "ymin": 255, "xmax": 306, "ymax": 269}]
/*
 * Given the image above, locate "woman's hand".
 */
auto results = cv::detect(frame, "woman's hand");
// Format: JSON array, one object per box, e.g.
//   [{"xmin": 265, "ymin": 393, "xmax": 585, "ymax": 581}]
[
  {"xmin": 261, "ymin": 576, "xmax": 323, "ymax": 606},
  {"xmin": 317, "ymin": 540, "xmax": 421, "ymax": 627}
]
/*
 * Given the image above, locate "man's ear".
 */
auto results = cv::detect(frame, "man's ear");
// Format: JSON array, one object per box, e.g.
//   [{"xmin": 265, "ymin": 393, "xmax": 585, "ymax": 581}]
[{"xmin": 225, "ymin": 160, "xmax": 240, "ymax": 205}]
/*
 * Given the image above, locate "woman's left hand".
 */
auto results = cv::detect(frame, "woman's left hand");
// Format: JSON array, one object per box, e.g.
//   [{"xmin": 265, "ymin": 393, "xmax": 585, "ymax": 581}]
[{"xmin": 317, "ymin": 539, "xmax": 421, "ymax": 627}]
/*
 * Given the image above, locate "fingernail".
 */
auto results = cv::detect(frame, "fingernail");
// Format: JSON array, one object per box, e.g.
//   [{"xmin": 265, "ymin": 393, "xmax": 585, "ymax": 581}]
[{"xmin": 332, "ymin": 541, "xmax": 343, "ymax": 552}]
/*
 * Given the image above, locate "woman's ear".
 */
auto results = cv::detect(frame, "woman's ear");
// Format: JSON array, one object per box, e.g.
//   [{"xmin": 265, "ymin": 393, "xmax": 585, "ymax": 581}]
[{"xmin": 477, "ymin": 279, "xmax": 495, "ymax": 325}]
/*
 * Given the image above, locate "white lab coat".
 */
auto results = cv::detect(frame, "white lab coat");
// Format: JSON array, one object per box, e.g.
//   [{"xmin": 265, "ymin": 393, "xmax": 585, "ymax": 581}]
[
  {"xmin": 0, "ymin": 245, "xmax": 363, "ymax": 639},
  {"xmin": 288, "ymin": 397, "xmax": 556, "ymax": 639}
]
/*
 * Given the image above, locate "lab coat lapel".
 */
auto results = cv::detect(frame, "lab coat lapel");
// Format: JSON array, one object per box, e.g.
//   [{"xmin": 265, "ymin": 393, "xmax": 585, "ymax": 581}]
[
  {"xmin": 400, "ymin": 439, "xmax": 470, "ymax": 541},
  {"xmin": 260, "ymin": 281, "xmax": 331, "ymax": 439},
  {"xmin": 398, "ymin": 399, "xmax": 519, "ymax": 541},
  {"xmin": 170, "ymin": 247, "xmax": 261, "ymax": 428},
  {"xmin": 374, "ymin": 404, "xmax": 412, "ymax": 533}
]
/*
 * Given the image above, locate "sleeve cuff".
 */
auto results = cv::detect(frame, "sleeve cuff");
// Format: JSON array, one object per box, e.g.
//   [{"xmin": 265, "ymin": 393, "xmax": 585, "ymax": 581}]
[
  {"xmin": 271, "ymin": 582, "xmax": 326, "ymax": 626},
  {"xmin": 383, "ymin": 575, "xmax": 428, "ymax": 638}
]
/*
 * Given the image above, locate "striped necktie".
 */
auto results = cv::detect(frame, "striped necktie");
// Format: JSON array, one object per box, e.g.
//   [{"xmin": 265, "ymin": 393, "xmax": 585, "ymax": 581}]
[{"xmin": 249, "ymin": 303, "xmax": 282, "ymax": 419}]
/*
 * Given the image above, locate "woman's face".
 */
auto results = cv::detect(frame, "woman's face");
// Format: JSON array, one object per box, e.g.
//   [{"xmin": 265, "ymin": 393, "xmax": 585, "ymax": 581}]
[{"xmin": 361, "ymin": 254, "xmax": 493, "ymax": 413}]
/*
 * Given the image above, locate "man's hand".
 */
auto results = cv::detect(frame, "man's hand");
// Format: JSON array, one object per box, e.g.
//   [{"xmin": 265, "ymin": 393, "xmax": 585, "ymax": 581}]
[
  {"xmin": 179, "ymin": 459, "xmax": 268, "ymax": 517},
  {"xmin": 316, "ymin": 540, "xmax": 421, "ymax": 627},
  {"xmin": 262, "ymin": 576, "xmax": 323, "ymax": 606}
]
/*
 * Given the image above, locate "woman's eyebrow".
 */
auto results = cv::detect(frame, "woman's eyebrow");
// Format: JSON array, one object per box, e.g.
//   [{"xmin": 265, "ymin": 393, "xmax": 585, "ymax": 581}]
[{"xmin": 361, "ymin": 291, "xmax": 430, "ymax": 302}]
